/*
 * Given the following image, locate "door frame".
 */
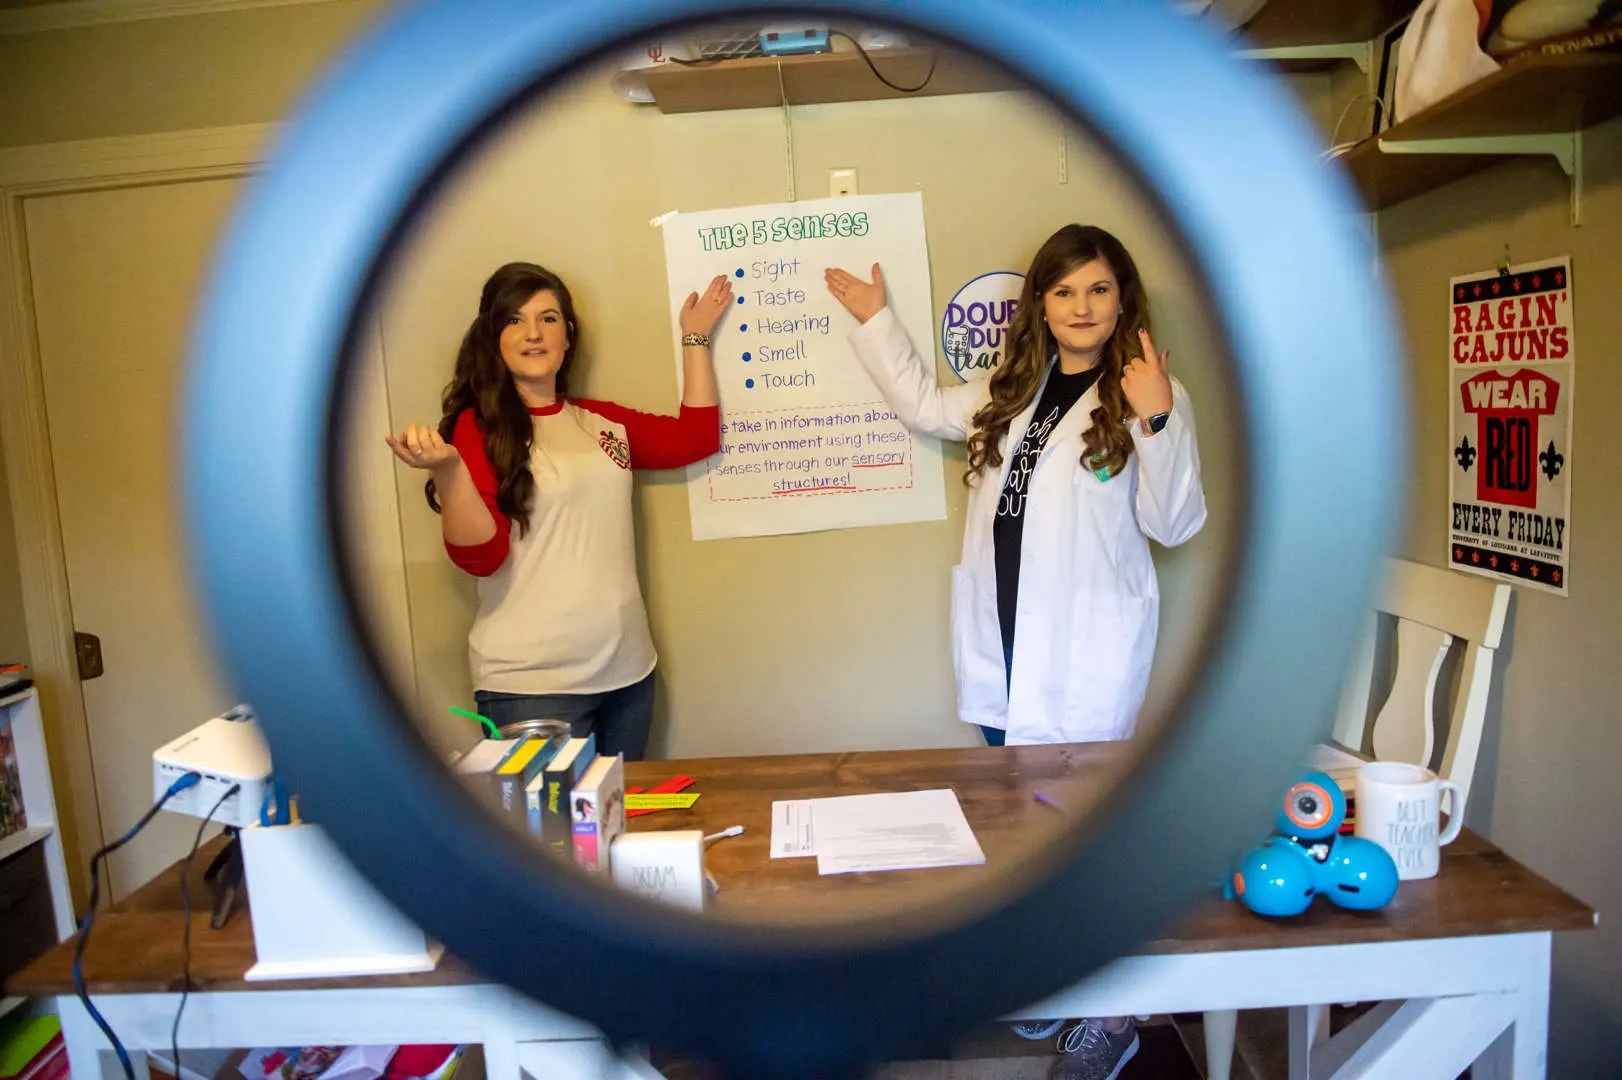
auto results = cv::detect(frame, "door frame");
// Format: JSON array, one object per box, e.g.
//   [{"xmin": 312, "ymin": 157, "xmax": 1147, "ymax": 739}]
[{"xmin": 0, "ymin": 123, "xmax": 273, "ymax": 907}]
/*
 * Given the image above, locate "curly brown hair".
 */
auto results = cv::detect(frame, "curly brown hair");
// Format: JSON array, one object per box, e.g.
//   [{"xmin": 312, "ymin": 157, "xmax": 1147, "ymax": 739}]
[
  {"xmin": 424, "ymin": 262, "xmax": 579, "ymax": 534},
  {"xmin": 966, "ymin": 225, "xmax": 1149, "ymax": 483}
]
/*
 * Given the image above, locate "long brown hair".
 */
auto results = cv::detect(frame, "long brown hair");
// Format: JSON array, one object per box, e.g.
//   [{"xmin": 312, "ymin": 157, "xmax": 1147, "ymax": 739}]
[
  {"xmin": 966, "ymin": 225, "xmax": 1149, "ymax": 483},
  {"xmin": 425, "ymin": 262, "xmax": 580, "ymax": 533}
]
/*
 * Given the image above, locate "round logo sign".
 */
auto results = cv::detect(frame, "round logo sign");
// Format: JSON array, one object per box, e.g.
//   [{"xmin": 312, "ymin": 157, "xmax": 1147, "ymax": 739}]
[{"xmin": 941, "ymin": 271, "xmax": 1024, "ymax": 382}]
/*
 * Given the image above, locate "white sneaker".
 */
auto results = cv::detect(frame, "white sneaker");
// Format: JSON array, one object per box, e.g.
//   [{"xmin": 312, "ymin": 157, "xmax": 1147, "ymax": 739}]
[{"xmin": 1011, "ymin": 1019, "xmax": 1067, "ymax": 1040}]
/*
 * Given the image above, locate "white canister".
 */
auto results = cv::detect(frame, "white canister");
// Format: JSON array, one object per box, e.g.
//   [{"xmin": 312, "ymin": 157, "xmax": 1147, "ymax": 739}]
[{"xmin": 1355, "ymin": 761, "xmax": 1466, "ymax": 880}]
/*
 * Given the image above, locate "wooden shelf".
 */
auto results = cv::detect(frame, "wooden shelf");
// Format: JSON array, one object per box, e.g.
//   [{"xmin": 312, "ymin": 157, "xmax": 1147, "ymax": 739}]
[
  {"xmin": 0, "ymin": 825, "xmax": 52, "ymax": 863},
  {"xmin": 642, "ymin": 47, "xmax": 1020, "ymax": 114},
  {"xmin": 1243, "ymin": 0, "xmax": 1417, "ymax": 48},
  {"xmin": 1340, "ymin": 51, "xmax": 1622, "ymax": 210},
  {"xmin": 638, "ymin": 5, "xmax": 1426, "ymax": 114}
]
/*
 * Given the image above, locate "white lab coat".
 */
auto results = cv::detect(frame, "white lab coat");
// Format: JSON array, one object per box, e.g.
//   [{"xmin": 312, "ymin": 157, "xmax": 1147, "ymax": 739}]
[{"xmin": 850, "ymin": 307, "xmax": 1207, "ymax": 744}]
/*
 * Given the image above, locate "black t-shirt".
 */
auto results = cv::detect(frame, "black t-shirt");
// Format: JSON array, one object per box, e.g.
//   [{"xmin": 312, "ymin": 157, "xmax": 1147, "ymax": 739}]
[{"xmin": 992, "ymin": 365, "xmax": 1103, "ymax": 656}]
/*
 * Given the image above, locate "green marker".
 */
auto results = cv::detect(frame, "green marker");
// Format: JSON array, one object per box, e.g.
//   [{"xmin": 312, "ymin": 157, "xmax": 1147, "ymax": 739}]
[{"xmin": 450, "ymin": 705, "xmax": 501, "ymax": 739}]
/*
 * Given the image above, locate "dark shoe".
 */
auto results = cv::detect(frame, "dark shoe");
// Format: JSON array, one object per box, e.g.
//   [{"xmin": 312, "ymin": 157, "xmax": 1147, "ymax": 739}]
[{"xmin": 1048, "ymin": 1019, "xmax": 1139, "ymax": 1080}]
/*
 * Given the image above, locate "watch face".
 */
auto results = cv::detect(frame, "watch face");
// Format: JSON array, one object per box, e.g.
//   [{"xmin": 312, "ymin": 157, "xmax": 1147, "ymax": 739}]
[{"xmin": 1149, "ymin": 412, "xmax": 1170, "ymax": 434}]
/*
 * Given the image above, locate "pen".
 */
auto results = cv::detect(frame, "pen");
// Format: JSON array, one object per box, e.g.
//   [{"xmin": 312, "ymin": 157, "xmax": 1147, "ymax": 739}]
[{"xmin": 1032, "ymin": 790, "xmax": 1065, "ymax": 813}]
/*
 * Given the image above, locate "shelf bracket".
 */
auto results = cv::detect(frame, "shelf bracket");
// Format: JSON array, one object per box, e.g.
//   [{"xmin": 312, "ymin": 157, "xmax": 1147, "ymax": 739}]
[
  {"xmin": 1377, "ymin": 129, "xmax": 1585, "ymax": 226},
  {"xmin": 1237, "ymin": 42, "xmax": 1374, "ymax": 73}
]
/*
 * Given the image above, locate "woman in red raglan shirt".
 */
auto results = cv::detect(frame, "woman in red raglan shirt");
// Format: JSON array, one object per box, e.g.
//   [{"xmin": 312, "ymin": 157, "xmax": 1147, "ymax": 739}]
[{"xmin": 386, "ymin": 261, "xmax": 731, "ymax": 760}]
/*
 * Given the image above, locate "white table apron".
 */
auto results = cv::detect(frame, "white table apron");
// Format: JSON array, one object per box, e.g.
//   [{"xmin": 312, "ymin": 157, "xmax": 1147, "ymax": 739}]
[{"xmin": 55, "ymin": 931, "xmax": 1552, "ymax": 1080}]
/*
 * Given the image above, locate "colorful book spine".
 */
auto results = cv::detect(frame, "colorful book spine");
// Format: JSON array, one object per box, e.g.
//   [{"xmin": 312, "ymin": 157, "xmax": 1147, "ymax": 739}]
[
  {"xmin": 494, "ymin": 733, "xmax": 565, "ymax": 824},
  {"xmin": 0, "ymin": 721, "xmax": 22, "ymax": 838},
  {"xmin": 540, "ymin": 736, "xmax": 595, "ymax": 860},
  {"xmin": 571, "ymin": 754, "xmax": 625, "ymax": 872}
]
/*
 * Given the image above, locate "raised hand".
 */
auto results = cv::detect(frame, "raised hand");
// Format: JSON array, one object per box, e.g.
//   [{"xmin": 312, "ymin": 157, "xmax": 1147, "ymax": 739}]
[
  {"xmin": 824, "ymin": 263, "xmax": 887, "ymax": 324},
  {"xmin": 385, "ymin": 420, "xmax": 460, "ymax": 473},
  {"xmin": 680, "ymin": 274, "xmax": 735, "ymax": 336},
  {"xmin": 1121, "ymin": 327, "xmax": 1173, "ymax": 429}
]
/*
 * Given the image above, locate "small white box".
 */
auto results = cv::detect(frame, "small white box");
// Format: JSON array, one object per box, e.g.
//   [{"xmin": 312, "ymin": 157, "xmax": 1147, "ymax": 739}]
[
  {"xmin": 240, "ymin": 823, "xmax": 441, "ymax": 980},
  {"xmin": 153, "ymin": 716, "xmax": 272, "ymax": 829},
  {"xmin": 610, "ymin": 830, "xmax": 706, "ymax": 912}
]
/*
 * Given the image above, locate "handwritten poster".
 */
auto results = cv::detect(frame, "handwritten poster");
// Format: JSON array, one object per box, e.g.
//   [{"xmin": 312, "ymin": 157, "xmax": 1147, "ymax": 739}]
[
  {"xmin": 662, "ymin": 193, "xmax": 947, "ymax": 540},
  {"xmin": 1447, "ymin": 257, "xmax": 1574, "ymax": 596}
]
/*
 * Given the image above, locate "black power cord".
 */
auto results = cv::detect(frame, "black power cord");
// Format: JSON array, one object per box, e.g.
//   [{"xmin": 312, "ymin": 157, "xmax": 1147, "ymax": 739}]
[
  {"xmin": 828, "ymin": 31, "xmax": 937, "ymax": 94},
  {"xmin": 171, "ymin": 784, "xmax": 241, "ymax": 1080},
  {"xmin": 74, "ymin": 773, "xmax": 201, "ymax": 1080}
]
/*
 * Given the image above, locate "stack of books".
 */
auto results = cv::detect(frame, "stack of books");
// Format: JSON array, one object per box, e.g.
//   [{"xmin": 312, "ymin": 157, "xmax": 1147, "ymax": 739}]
[
  {"xmin": 0, "ymin": 719, "xmax": 26, "ymax": 841},
  {"xmin": 454, "ymin": 731, "xmax": 624, "ymax": 873},
  {"xmin": 0, "ymin": 664, "xmax": 28, "ymax": 696}
]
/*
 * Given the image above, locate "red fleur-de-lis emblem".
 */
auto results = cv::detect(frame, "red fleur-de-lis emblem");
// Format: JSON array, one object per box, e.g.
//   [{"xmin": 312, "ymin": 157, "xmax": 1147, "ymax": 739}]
[
  {"xmin": 1513, "ymin": 278, "xmax": 1522, "ymax": 291},
  {"xmin": 1472, "ymin": 551, "xmax": 1481, "ymax": 563},
  {"xmin": 1553, "ymin": 569, "xmax": 1562, "ymax": 584},
  {"xmin": 598, "ymin": 430, "xmax": 632, "ymax": 470},
  {"xmin": 1490, "ymin": 555, "xmax": 1499, "ymax": 567},
  {"xmin": 1474, "ymin": 284, "xmax": 1482, "ymax": 296},
  {"xmin": 1532, "ymin": 275, "xmax": 1542, "ymax": 288},
  {"xmin": 1555, "ymin": 270, "xmax": 1564, "ymax": 285},
  {"xmin": 1511, "ymin": 560, "xmax": 1520, "ymax": 572},
  {"xmin": 1492, "ymin": 281, "xmax": 1501, "ymax": 294},
  {"xmin": 1454, "ymin": 547, "xmax": 1464, "ymax": 560},
  {"xmin": 1456, "ymin": 287, "xmax": 1465, "ymax": 301},
  {"xmin": 1531, "ymin": 565, "xmax": 1540, "ymax": 578}
]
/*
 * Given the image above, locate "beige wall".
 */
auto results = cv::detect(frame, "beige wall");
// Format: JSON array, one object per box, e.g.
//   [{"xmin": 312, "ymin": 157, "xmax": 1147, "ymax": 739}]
[
  {"xmin": 1378, "ymin": 119, "xmax": 1622, "ymax": 1077},
  {"xmin": 0, "ymin": 0, "xmax": 389, "ymax": 147},
  {"xmin": 362, "ymin": 55, "xmax": 1308, "ymax": 756}
]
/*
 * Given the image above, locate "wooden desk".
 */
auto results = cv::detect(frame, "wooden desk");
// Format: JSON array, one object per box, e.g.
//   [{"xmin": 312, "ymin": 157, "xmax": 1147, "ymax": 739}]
[{"xmin": 7, "ymin": 745, "xmax": 1595, "ymax": 1080}]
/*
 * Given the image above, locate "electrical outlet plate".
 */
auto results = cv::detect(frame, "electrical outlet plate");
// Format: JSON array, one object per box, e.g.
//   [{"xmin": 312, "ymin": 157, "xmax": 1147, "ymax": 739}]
[{"xmin": 829, "ymin": 167, "xmax": 858, "ymax": 197}]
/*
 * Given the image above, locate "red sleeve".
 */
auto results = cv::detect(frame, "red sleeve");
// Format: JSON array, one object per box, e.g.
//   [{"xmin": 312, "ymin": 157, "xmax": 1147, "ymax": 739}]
[
  {"xmin": 574, "ymin": 399, "xmax": 721, "ymax": 470},
  {"xmin": 444, "ymin": 408, "xmax": 511, "ymax": 577}
]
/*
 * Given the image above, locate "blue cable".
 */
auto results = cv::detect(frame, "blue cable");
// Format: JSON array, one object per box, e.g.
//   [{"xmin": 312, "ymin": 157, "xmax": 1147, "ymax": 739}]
[{"xmin": 73, "ymin": 772, "xmax": 202, "ymax": 1080}]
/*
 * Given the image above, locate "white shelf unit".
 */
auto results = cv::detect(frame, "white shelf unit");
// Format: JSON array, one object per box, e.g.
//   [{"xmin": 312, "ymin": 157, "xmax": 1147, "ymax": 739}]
[{"xmin": 2, "ymin": 688, "xmax": 77, "ymax": 986}]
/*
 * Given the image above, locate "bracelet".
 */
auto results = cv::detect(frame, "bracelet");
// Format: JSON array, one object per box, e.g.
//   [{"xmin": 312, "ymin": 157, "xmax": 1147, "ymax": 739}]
[{"xmin": 681, "ymin": 332, "xmax": 711, "ymax": 348}]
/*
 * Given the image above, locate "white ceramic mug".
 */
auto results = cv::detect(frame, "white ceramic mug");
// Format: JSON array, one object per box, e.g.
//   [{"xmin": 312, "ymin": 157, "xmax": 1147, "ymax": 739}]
[{"xmin": 1355, "ymin": 761, "xmax": 1466, "ymax": 880}]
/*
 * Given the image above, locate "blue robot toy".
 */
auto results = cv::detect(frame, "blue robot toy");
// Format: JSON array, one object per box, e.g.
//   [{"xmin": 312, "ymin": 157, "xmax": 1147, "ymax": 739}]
[{"xmin": 1230, "ymin": 770, "xmax": 1398, "ymax": 917}]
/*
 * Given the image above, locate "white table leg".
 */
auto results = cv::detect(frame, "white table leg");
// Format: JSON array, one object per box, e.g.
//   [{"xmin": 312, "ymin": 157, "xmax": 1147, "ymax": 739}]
[
  {"xmin": 1288, "ymin": 1002, "xmax": 1331, "ymax": 1079},
  {"xmin": 1204, "ymin": 1009, "xmax": 1237, "ymax": 1080},
  {"xmin": 483, "ymin": 1037, "xmax": 524, "ymax": 1080},
  {"xmin": 1472, "ymin": 934, "xmax": 1551, "ymax": 1080},
  {"xmin": 57, "ymin": 995, "xmax": 110, "ymax": 1080}
]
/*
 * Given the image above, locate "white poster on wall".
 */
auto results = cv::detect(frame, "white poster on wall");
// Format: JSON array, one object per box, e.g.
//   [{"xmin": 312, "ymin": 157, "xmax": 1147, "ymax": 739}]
[
  {"xmin": 661, "ymin": 193, "xmax": 947, "ymax": 541},
  {"xmin": 1447, "ymin": 257, "xmax": 1574, "ymax": 596}
]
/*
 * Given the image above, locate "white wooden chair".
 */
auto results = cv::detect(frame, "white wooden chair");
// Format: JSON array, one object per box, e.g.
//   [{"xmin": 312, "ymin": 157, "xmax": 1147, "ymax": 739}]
[{"xmin": 1202, "ymin": 557, "xmax": 1512, "ymax": 1080}]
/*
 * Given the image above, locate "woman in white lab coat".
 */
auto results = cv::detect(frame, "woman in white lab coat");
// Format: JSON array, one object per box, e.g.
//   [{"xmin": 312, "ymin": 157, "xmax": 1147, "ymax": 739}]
[
  {"xmin": 826, "ymin": 223, "xmax": 1206, "ymax": 747},
  {"xmin": 828, "ymin": 224, "xmax": 1207, "ymax": 1078}
]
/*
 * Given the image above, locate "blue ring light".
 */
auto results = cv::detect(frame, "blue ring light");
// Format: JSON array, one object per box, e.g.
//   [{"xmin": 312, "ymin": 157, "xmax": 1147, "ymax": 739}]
[{"xmin": 185, "ymin": 2, "xmax": 1404, "ymax": 1075}]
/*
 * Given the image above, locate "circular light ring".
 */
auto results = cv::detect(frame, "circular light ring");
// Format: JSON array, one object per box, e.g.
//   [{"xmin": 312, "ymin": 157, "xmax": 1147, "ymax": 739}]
[{"xmin": 185, "ymin": 1, "xmax": 1405, "ymax": 1075}]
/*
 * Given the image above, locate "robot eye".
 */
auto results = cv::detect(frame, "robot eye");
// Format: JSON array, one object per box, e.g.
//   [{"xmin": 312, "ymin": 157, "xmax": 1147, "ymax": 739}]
[{"xmin": 1284, "ymin": 781, "xmax": 1335, "ymax": 830}]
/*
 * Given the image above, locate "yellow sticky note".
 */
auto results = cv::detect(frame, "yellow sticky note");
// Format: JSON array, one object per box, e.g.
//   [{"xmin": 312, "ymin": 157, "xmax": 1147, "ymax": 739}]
[{"xmin": 625, "ymin": 793, "xmax": 701, "ymax": 810}]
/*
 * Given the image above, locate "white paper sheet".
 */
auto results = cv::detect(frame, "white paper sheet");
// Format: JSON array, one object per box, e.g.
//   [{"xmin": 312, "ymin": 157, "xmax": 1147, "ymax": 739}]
[
  {"xmin": 809, "ymin": 789, "xmax": 985, "ymax": 876},
  {"xmin": 661, "ymin": 193, "xmax": 947, "ymax": 540},
  {"xmin": 770, "ymin": 798, "xmax": 817, "ymax": 858}
]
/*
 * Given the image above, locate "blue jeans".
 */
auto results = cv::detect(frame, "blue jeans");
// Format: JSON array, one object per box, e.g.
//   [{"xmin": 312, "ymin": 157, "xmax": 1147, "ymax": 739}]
[
  {"xmin": 475, "ymin": 670, "xmax": 655, "ymax": 761},
  {"xmin": 979, "ymin": 643, "xmax": 1015, "ymax": 747}
]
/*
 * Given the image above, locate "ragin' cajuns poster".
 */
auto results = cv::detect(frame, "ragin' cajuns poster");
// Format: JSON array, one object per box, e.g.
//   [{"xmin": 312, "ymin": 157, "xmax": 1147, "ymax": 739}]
[{"xmin": 1448, "ymin": 258, "xmax": 1573, "ymax": 597}]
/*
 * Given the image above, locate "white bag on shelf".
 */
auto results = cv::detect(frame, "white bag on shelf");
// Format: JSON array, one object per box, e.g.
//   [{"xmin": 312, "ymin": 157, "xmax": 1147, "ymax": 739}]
[{"xmin": 1396, "ymin": 0, "xmax": 1502, "ymax": 124}]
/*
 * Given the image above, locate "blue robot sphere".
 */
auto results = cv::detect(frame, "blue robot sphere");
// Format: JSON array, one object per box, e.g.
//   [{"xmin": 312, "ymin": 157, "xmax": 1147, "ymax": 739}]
[
  {"xmin": 1234, "ymin": 771, "xmax": 1399, "ymax": 917},
  {"xmin": 1277, "ymin": 769, "xmax": 1345, "ymax": 840}
]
